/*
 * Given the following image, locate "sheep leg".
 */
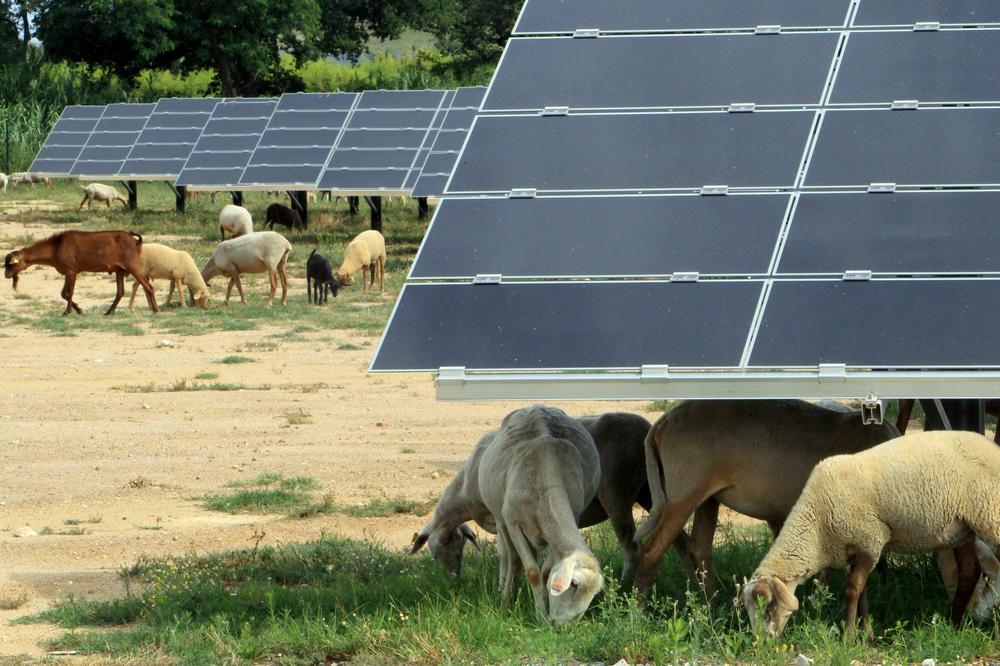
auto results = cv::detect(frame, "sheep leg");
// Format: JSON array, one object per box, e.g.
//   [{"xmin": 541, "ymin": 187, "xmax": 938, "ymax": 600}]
[
  {"xmin": 635, "ymin": 488, "xmax": 715, "ymax": 600},
  {"xmin": 497, "ymin": 525, "xmax": 522, "ymax": 610},
  {"xmin": 378, "ymin": 255, "xmax": 385, "ymax": 293},
  {"xmin": 362, "ymin": 265, "xmax": 370, "ymax": 294},
  {"xmin": 266, "ymin": 268, "xmax": 278, "ymax": 306},
  {"xmin": 602, "ymin": 492, "xmax": 643, "ymax": 589},
  {"xmin": 224, "ymin": 278, "xmax": 236, "ymax": 305},
  {"xmin": 843, "ymin": 551, "xmax": 876, "ymax": 638},
  {"xmin": 233, "ymin": 274, "xmax": 247, "ymax": 304},
  {"xmin": 79, "ymin": 193, "xmax": 89, "ymax": 209},
  {"xmin": 690, "ymin": 498, "xmax": 720, "ymax": 598},
  {"xmin": 950, "ymin": 540, "xmax": 981, "ymax": 624},
  {"xmin": 129, "ymin": 267, "xmax": 158, "ymax": 314},
  {"xmin": 507, "ymin": 524, "xmax": 547, "ymax": 621},
  {"xmin": 105, "ymin": 270, "xmax": 126, "ymax": 315},
  {"xmin": 307, "ymin": 275, "xmax": 313, "ymax": 304},
  {"xmin": 277, "ymin": 254, "xmax": 288, "ymax": 305},
  {"xmin": 173, "ymin": 278, "xmax": 185, "ymax": 308},
  {"xmin": 61, "ymin": 272, "xmax": 82, "ymax": 315},
  {"xmin": 128, "ymin": 280, "xmax": 140, "ymax": 312}
]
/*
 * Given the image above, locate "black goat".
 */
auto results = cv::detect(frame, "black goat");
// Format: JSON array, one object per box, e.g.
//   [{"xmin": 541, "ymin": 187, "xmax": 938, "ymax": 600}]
[
  {"xmin": 306, "ymin": 249, "xmax": 340, "ymax": 304},
  {"xmin": 265, "ymin": 202, "xmax": 304, "ymax": 231}
]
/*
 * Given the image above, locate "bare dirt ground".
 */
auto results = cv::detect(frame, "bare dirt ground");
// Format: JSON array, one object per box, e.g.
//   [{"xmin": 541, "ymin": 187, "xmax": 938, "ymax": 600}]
[{"xmin": 0, "ymin": 217, "xmax": 656, "ymax": 658}]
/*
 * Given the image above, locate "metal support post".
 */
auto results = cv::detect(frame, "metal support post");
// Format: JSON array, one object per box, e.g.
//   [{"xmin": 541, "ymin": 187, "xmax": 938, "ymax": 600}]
[
  {"xmin": 127, "ymin": 180, "xmax": 137, "ymax": 210},
  {"xmin": 174, "ymin": 185, "xmax": 186, "ymax": 213},
  {"xmin": 348, "ymin": 196, "xmax": 359, "ymax": 216},
  {"xmin": 289, "ymin": 190, "xmax": 309, "ymax": 229},
  {"xmin": 417, "ymin": 197, "xmax": 429, "ymax": 220},
  {"xmin": 366, "ymin": 195, "xmax": 382, "ymax": 232},
  {"xmin": 231, "ymin": 191, "xmax": 243, "ymax": 207}
]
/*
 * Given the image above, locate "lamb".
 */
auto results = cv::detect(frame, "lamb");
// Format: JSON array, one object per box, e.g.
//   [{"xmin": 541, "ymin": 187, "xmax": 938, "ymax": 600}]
[
  {"xmin": 741, "ymin": 430, "xmax": 1000, "ymax": 637},
  {"xmin": 306, "ymin": 249, "xmax": 339, "ymax": 304},
  {"xmin": 478, "ymin": 405, "xmax": 604, "ymax": 625},
  {"xmin": 201, "ymin": 231, "xmax": 291, "ymax": 306},
  {"xmin": 79, "ymin": 183, "xmax": 128, "ymax": 209},
  {"xmin": 413, "ymin": 412, "xmax": 675, "ymax": 586},
  {"xmin": 218, "ymin": 204, "xmax": 253, "ymax": 240},
  {"xmin": 634, "ymin": 400, "xmax": 899, "ymax": 599},
  {"xmin": 335, "ymin": 229, "xmax": 385, "ymax": 294},
  {"xmin": 127, "ymin": 243, "xmax": 209, "ymax": 311},
  {"xmin": 4, "ymin": 230, "xmax": 157, "ymax": 315},
  {"xmin": 265, "ymin": 203, "xmax": 304, "ymax": 232}
]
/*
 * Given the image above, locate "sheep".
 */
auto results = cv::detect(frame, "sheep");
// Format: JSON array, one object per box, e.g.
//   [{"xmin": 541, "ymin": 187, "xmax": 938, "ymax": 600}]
[
  {"xmin": 4, "ymin": 230, "xmax": 157, "ymax": 314},
  {"xmin": 265, "ymin": 203, "xmax": 303, "ymax": 232},
  {"xmin": 306, "ymin": 249, "xmax": 339, "ymax": 304},
  {"xmin": 201, "ymin": 231, "xmax": 291, "ymax": 306},
  {"xmin": 218, "ymin": 204, "xmax": 252, "ymax": 241},
  {"xmin": 634, "ymin": 400, "xmax": 899, "ymax": 599},
  {"xmin": 741, "ymin": 430, "xmax": 1000, "ymax": 638},
  {"xmin": 79, "ymin": 183, "xmax": 128, "ymax": 209},
  {"xmin": 0, "ymin": 172, "xmax": 7, "ymax": 193},
  {"xmin": 127, "ymin": 243, "xmax": 209, "ymax": 311},
  {"xmin": 335, "ymin": 229, "xmax": 385, "ymax": 294},
  {"xmin": 413, "ymin": 412, "xmax": 677, "ymax": 586},
  {"xmin": 478, "ymin": 405, "xmax": 603, "ymax": 625}
]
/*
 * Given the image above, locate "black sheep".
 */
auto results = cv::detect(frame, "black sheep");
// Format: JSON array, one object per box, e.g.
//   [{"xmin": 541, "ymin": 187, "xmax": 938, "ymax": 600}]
[
  {"xmin": 306, "ymin": 248, "xmax": 340, "ymax": 304},
  {"xmin": 265, "ymin": 202, "xmax": 304, "ymax": 231}
]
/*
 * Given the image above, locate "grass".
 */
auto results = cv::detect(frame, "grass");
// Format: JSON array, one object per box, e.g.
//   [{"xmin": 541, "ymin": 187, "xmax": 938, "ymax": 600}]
[
  {"xmin": 0, "ymin": 592, "xmax": 28, "ymax": 611},
  {"xmin": 39, "ymin": 526, "xmax": 89, "ymax": 536},
  {"xmin": 202, "ymin": 474, "xmax": 322, "ymax": 514},
  {"xmin": 643, "ymin": 400, "xmax": 677, "ymax": 413},
  {"xmin": 193, "ymin": 371, "xmax": 219, "ymax": 380},
  {"xmin": 284, "ymin": 409, "xmax": 313, "ymax": 425},
  {"xmin": 118, "ymin": 380, "xmax": 271, "ymax": 393},
  {"xmin": 18, "ymin": 525, "xmax": 1000, "ymax": 665},
  {"xmin": 340, "ymin": 497, "xmax": 434, "ymax": 518},
  {"xmin": 217, "ymin": 355, "xmax": 254, "ymax": 364}
]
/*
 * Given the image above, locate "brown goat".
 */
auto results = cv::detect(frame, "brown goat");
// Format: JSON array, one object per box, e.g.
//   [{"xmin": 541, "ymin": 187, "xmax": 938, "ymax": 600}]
[{"xmin": 4, "ymin": 230, "xmax": 158, "ymax": 315}]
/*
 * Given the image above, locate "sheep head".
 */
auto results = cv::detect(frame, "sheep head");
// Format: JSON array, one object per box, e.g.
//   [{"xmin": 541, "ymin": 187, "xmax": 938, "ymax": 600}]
[
  {"xmin": 411, "ymin": 523, "xmax": 479, "ymax": 577},
  {"xmin": 547, "ymin": 551, "xmax": 604, "ymax": 626},
  {"xmin": 4, "ymin": 251, "xmax": 23, "ymax": 289},
  {"xmin": 335, "ymin": 271, "xmax": 353, "ymax": 286},
  {"xmin": 741, "ymin": 575, "xmax": 799, "ymax": 638},
  {"xmin": 970, "ymin": 539, "xmax": 1000, "ymax": 622}
]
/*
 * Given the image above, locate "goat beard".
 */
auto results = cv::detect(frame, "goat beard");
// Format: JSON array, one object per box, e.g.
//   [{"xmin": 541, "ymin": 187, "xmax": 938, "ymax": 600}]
[{"xmin": 10, "ymin": 273, "xmax": 18, "ymax": 290}]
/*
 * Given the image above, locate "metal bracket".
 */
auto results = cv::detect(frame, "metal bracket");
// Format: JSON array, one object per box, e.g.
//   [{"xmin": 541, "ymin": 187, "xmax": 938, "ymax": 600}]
[
  {"xmin": 473, "ymin": 274, "xmax": 502, "ymax": 285},
  {"xmin": 755, "ymin": 25, "xmax": 781, "ymax": 35},
  {"xmin": 119, "ymin": 180, "xmax": 135, "ymax": 195},
  {"xmin": 818, "ymin": 363, "xmax": 847, "ymax": 383},
  {"xmin": 843, "ymin": 269, "xmax": 872, "ymax": 281},
  {"xmin": 508, "ymin": 188, "xmax": 537, "ymax": 199},
  {"xmin": 891, "ymin": 100, "xmax": 919, "ymax": 111},
  {"xmin": 573, "ymin": 28, "xmax": 600, "ymax": 38},
  {"xmin": 437, "ymin": 367, "xmax": 468, "ymax": 384},
  {"xmin": 700, "ymin": 185, "xmax": 729, "ymax": 196},
  {"xmin": 728, "ymin": 102, "xmax": 756, "ymax": 113},
  {"xmin": 867, "ymin": 183, "xmax": 896, "ymax": 194},
  {"xmin": 670, "ymin": 272, "xmax": 699, "ymax": 283},
  {"xmin": 640, "ymin": 365, "xmax": 670, "ymax": 380},
  {"xmin": 913, "ymin": 21, "xmax": 941, "ymax": 31},
  {"xmin": 541, "ymin": 106, "xmax": 570, "ymax": 116},
  {"xmin": 861, "ymin": 394, "xmax": 884, "ymax": 425}
]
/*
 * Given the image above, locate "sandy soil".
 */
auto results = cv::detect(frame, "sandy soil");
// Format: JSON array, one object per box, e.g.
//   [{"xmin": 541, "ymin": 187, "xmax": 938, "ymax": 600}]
[{"xmin": 0, "ymin": 218, "xmax": 658, "ymax": 659}]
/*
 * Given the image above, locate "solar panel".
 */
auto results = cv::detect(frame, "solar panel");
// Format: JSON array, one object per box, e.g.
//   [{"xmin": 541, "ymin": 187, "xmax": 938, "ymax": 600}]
[
  {"xmin": 513, "ymin": 0, "xmax": 852, "ymax": 34},
  {"xmin": 175, "ymin": 98, "xmax": 276, "ymax": 190},
  {"xmin": 412, "ymin": 87, "xmax": 486, "ymax": 197},
  {"xmin": 853, "ymin": 1, "xmax": 1000, "ymax": 27},
  {"xmin": 484, "ymin": 34, "xmax": 838, "ymax": 111},
  {"xmin": 447, "ymin": 111, "xmax": 815, "ymax": 194},
  {"xmin": 70, "ymin": 103, "xmax": 155, "ymax": 178},
  {"xmin": 27, "ymin": 105, "xmax": 105, "ymax": 176},
  {"xmin": 119, "ymin": 97, "xmax": 220, "ymax": 179}
]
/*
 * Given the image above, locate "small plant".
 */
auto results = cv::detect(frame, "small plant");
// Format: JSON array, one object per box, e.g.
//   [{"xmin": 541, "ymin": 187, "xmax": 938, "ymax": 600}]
[
  {"xmin": 400, "ymin": 447, "xmax": 416, "ymax": 454},
  {"xmin": 0, "ymin": 592, "xmax": 28, "ymax": 610},
  {"xmin": 204, "ymin": 474, "xmax": 321, "ymax": 514},
  {"xmin": 194, "ymin": 372, "xmax": 220, "ymax": 380},
  {"xmin": 643, "ymin": 399, "xmax": 676, "ymax": 413},
  {"xmin": 337, "ymin": 342, "xmax": 362, "ymax": 351},
  {"xmin": 218, "ymin": 355, "xmax": 254, "ymax": 364},
  {"xmin": 64, "ymin": 516, "xmax": 102, "ymax": 525},
  {"xmin": 342, "ymin": 497, "xmax": 434, "ymax": 518},
  {"xmin": 284, "ymin": 409, "xmax": 313, "ymax": 425}
]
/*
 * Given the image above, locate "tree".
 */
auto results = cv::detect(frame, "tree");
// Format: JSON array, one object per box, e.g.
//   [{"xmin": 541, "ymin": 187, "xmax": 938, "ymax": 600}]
[
  {"xmin": 0, "ymin": 0, "xmax": 27, "ymax": 63},
  {"xmin": 425, "ymin": 0, "xmax": 522, "ymax": 73},
  {"xmin": 316, "ymin": 0, "xmax": 429, "ymax": 61}
]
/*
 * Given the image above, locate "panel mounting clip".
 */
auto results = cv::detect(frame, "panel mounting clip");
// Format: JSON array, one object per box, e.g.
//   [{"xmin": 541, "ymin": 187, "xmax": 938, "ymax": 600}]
[
  {"xmin": 573, "ymin": 28, "xmax": 600, "ymax": 38},
  {"xmin": 700, "ymin": 185, "xmax": 729, "ymax": 196},
  {"xmin": 843, "ymin": 269, "xmax": 872, "ymax": 281},
  {"xmin": 755, "ymin": 24, "xmax": 781, "ymax": 35},
  {"xmin": 437, "ymin": 366, "xmax": 468, "ymax": 384},
  {"xmin": 861, "ymin": 394, "xmax": 884, "ymax": 425},
  {"xmin": 818, "ymin": 363, "xmax": 847, "ymax": 383},
  {"xmin": 541, "ymin": 106, "xmax": 570, "ymax": 116},
  {"xmin": 728, "ymin": 102, "xmax": 756, "ymax": 113},
  {"xmin": 670, "ymin": 272, "xmax": 699, "ymax": 283},
  {"xmin": 508, "ymin": 188, "xmax": 537, "ymax": 199},
  {"xmin": 913, "ymin": 21, "xmax": 941, "ymax": 31},
  {"xmin": 473, "ymin": 273, "xmax": 502, "ymax": 285},
  {"xmin": 640, "ymin": 364, "xmax": 670, "ymax": 381},
  {"xmin": 867, "ymin": 182, "xmax": 896, "ymax": 194},
  {"xmin": 891, "ymin": 100, "xmax": 919, "ymax": 111}
]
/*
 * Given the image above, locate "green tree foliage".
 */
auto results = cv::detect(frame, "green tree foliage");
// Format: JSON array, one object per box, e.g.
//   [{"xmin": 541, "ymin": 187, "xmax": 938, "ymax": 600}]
[
  {"xmin": 0, "ymin": 0, "xmax": 26, "ymax": 63},
  {"xmin": 425, "ymin": 0, "xmax": 523, "ymax": 74}
]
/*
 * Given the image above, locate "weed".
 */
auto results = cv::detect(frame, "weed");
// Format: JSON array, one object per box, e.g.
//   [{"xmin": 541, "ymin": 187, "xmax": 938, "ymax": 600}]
[
  {"xmin": 194, "ymin": 372, "xmax": 219, "ymax": 380},
  {"xmin": 643, "ymin": 399, "xmax": 677, "ymax": 413},
  {"xmin": 284, "ymin": 409, "xmax": 313, "ymax": 425},
  {"xmin": 217, "ymin": 355, "xmax": 254, "ymax": 364},
  {"xmin": 341, "ymin": 497, "xmax": 434, "ymax": 518},
  {"xmin": 0, "ymin": 592, "xmax": 28, "ymax": 610}
]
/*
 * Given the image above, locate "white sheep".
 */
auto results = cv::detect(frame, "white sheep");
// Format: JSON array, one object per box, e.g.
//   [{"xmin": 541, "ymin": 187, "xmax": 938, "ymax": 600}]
[
  {"xmin": 201, "ymin": 231, "xmax": 291, "ymax": 306},
  {"xmin": 127, "ymin": 243, "xmax": 210, "ymax": 311},
  {"xmin": 0, "ymin": 172, "xmax": 8, "ymax": 193},
  {"xmin": 741, "ymin": 430, "xmax": 1000, "ymax": 638},
  {"xmin": 479, "ymin": 405, "xmax": 603, "ymax": 625},
  {"xmin": 218, "ymin": 204, "xmax": 253, "ymax": 241},
  {"xmin": 335, "ymin": 229, "xmax": 385, "ymax": 294},
  {"xmin": 79, "ymin": 183, "xmax": 128, "ymax": 209}
]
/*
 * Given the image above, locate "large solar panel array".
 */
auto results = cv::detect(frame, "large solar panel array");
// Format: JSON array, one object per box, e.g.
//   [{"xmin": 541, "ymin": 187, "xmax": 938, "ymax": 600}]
[
  {"xmin": 412, "ymin": 87, "xmax": 487, "ymax": 197},
  {"xmin": 373, "ymin": 0, "xmax": 1000, "ymax": 400},
  {"xmin": 119, "ymin": 97, "xmax": 220, "ymax": 180},
  {"xmin": 27, "ymin": 105, "xmax": 106, "ymax": 177},
  {"xmin": 70, "ymin": 103, "xmax": 156, "ymax": 179}
]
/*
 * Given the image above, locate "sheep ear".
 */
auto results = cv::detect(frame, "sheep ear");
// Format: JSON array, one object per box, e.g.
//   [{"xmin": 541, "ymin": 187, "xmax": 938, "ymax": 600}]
[
  {"xmin": 411, "ymin": 530, "xmax": 430, "ymax": 555},
  {"xmin": 549, "ymin": 559, "xmax": 577, "ymax": 596},
  {"xmin": 977, "ymin": 540, "xmax": 1000, "ymax": 578},
  {"xmin": 459, "ymin": 524, "xmax": 480, "ymax": 551},
  {"xmin": 771, "ymin": 578, "xmax": 799, "ymax": 612}
]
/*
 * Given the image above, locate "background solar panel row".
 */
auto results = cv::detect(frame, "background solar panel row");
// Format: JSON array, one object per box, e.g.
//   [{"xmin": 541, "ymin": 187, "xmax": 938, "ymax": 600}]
[
  {"xmin": 27, "ymin": 105, "xmax": 105, "ymax": 176},
  {"xmin": 411, "ymin": 86, "xmax": 486, "ymax": 197},
  {"xmin": 70, "ymin": 103, "xmax": 155, "ymax": 178},
  {"xmin": 175, "ymin": 99, "xmax": 277, "ymax": 189},
  {"xmin": 118, "ymin": 97, "xmax": 220, "ymax": 179}
]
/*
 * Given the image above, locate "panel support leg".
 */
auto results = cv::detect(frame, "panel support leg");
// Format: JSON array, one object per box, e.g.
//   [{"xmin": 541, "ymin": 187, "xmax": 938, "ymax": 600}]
[
  {"xmin": 348, "ymin": 196, "xmax": 359, "ymax": 216},
  {"xmin": 289, "ymin": 190, "xmax": 309, "ymax": 229},
  {"xmin": 174, "ymin": 185, "xmax": 186, "ymax": 213},
  {"xmin": 919, "ymin": 399, "xmax": 985, "ymax": 435},
  {"xmin": 123, "ymin": 180, "xmax": 137, "ymax": 210},
  {"xmin": 366, "ymin": 195, "xmax": 382, "ymax": 232},
  {"xmin": 231, "ymin": 191, "xmax": 243, "ymax": 207},
  {"xmin": 417, "ymin": 197, "xmax": 429, "ymax": 220}
]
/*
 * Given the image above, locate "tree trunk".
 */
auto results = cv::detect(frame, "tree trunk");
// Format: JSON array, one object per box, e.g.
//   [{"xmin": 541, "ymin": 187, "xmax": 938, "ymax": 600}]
[
  {"xmin": 211, "ymin": 46, "xmax": 237, "ymax": 97},
  {"xmin": 18, "ymin": 1, "xmax": 30, "ymax": 58}
]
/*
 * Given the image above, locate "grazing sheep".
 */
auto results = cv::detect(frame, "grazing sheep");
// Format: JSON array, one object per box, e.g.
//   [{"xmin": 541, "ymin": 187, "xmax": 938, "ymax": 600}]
[
  {"xmin": 127, "ymin": 243, "xmax": 209, "ymax": 311},
  {"xmin": 306, "ymin": 249, "xmax": 339, "ymax": 304},
  {"xmin": 335, "ymin": 229, "xmax": 385, "ymax": 294},
  {"xmin": 741, "ymin": 430, "xmax": 1000, "ymax": 638},
  {"xmin": 4, "ymin": 230, "xmax": 157, "ymax": 314},
  {"xmin": 413, "ymin": 412, "xmax": 674, "ymax": 585},
  {"xmin": 0, "ymin": 172, "xmax": 7, "ymax": 193},
  {"xmin": 265, "ymin": 203, "xmax": 304, "ymax": 232},
  {"xmin": 79, "ymin": 183, "xmax": 128, "ymax": 210},
  {"xmin": 201, "ymin": 231, "xmax": 291, "ymax": 306},
  {"xmin": 634, "ymin": 400, "xmax": 899, "ymax": 599},
  {"xmin": 479, "ymin": 405, "xmax": 603, "ymax": 625},
  {"xmin": 970, "ymin": 540, "xmax": 1000, "ymax": 621},
  {"xmin": 218, "ymin": 204, "xmax": 252, "ymax": 241}
]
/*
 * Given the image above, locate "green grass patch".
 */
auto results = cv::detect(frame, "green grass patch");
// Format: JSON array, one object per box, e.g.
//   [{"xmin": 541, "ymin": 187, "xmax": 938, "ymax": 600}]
[
  {"xmin": 217, "ymin": 355, "xmax": 254, "ymax": 364},
  {"xmin": 203, "ymin": 474, "xmax": 322, "ymax": 514},
  {"xmin": 341, "ymin": 497, "xmax": 434, "ymax": 518},
  {"xmin": 643, "ymin": 400, "xmax": 677, "ymax": 413},
  {"xmin": 337, "ymin": 342, "xmax": 363, "ymax": 351},
  {"xmin": 193, "ymin": 372, "xmax": 219, "ymax": 380}
]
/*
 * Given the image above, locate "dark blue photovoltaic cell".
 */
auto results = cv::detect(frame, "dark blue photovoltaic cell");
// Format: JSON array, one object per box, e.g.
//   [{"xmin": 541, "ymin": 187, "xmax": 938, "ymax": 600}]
[
  {"xmin": 805, "ymin": 109, "xmax": 1000, "ymax": 186},
  {"xmin": 778, "ymin": 192, "xmax": 1000, "ymax": 275},
  {"xmin": 854, "ymin": 0, "xmax": 1000, "ymax": 26},
  {"xmin": 372, "ymin": 281, "xmax": 763, "ymax": 371},
  {"xmin": 337, "ymin": 130, "xmax": 429, "ymax": 149},
  {"xmin": 832, "ymin": 31, "xmax": 1000, "ymax": 104},
  {"xmin": 347, "ymin": 110, "xmax": 437, "ymax": 129},
  {"xmin": 185, "ymin": 151, "xmax": 255, "ymax": 169},
  {"xmin": 750, "ymin": 280, "xmax": 1000, "ymax": 368},
  {"xmin": 486, "ymin": 34, "xmax": 837, "ymax": 110},
  {"xmin": 70, "ymin": 103, "xmax": 154, "ymax": 176},
  {"xmin": 419, "ymin": 152, "xmax": 458, "ymax": 174},
  {"xmin": 175, "ymin": 168, "xmax": 246, "ymax": 187},
  {"xmin": 358, "ymin": 90, "xmax": 447, "ymax": 109},
  {"xmin": 195, "ymin": 135, "xmax": 260, "ymax": 152},
  {"xmin": 276, "ymin": 92, "xmax": 356, "ymax": 111},
  {"xmin": 452, "ymin": 86, "xmax": 487, "ymax": 108},
  {"xmin": 247, "ymin": 146, "xmax": 331, "ymax": 165},
  {"xmin": 119, "ymin": 97, "xmax": 220, "ymax": 178},
  {"xmin": 154, "ymin": 97, "xmax": 220, "ymax": 113},
  {"xmin": 126, "ymin": 143, "xmax": 194, "ymax": 160},
  {"xmin": 449, "ymin": 112, "xmax": 814, "ymax": 192},
  {"xmin": 265, "ymin": 111, "xmax": 350, "ymax": 129},
  {"xmin": 514, "ymin": 0, "xmax": 851, "ymax": 33},
  {"xmin": 241, "ymin": 165, "xmax": 326, "ymax": 185},
  {"xmin": 318, "ymin": 169, "xmax": 409, "ymax": 191},
  {"xmin": 328, "ymin": 150, "xmax": 418, "ymax": 169},
  {"xmin": 410, "ymin": 175, "xmax": 449, "ymax": 197},
  {"xmin": 28, "ymin": 105, "xmax": 105, "ymax": 175},
  {"xmin": 412, "ymin": 195, "xmax": 787, "ymax": 278},
  {"xmin": 176, "ymin": 98, "xmax": 277, "ymax": 187}
]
